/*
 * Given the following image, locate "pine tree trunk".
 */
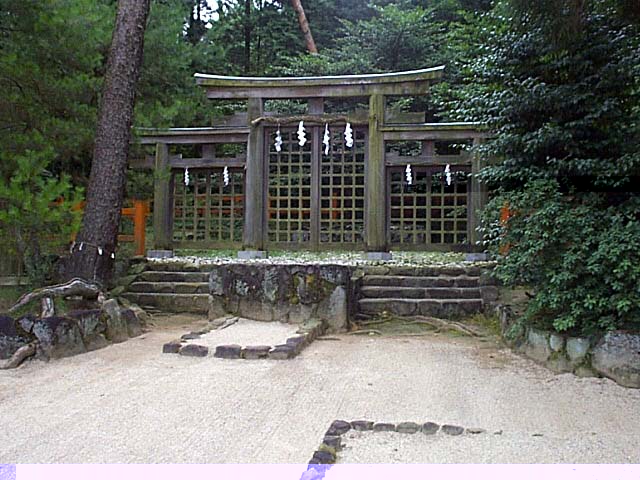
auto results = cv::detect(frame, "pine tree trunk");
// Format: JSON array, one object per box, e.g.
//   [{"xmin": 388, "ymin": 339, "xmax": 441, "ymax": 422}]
[
  {"xmin": 244, "ymin": 0, "xmax": 251, "ymax": 73},
  {"xmin": 291, "ymin": 0, "xmax": 317, "ymax": 54},
  {"xmin": 66, "ymin": 0, "xmax": 151, "ymax": 285}
]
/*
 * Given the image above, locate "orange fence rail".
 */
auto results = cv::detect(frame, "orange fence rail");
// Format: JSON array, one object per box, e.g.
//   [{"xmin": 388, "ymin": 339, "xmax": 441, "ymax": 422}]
[
  {"xmin": 119, "ymin": 200, "xmax": 151, "ymax": 256},
  {"xmin": 68, "ymin": 200, "xmax": 151, "ymax": 257}
]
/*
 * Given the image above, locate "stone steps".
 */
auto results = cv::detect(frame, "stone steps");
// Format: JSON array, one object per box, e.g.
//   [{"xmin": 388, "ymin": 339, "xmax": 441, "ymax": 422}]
[
  {"xmin": 357, "ymin": 298, "xmax": 483, "ymax": 318},
  {"xmin": 362, "ymin": 275, "xmax": 480, "ymax": 288},
  {"xmin": 139, "ymin": 271, "xmax": 209, "ymax": 283},
  {"xmin": 122, "ymin": 293, "xmax": 210, "ymax": 313},
  {"xmin": 360, "ymin": 286, "xmax": 481, "ymax": 299},
  {"xmin": 128, "ymin": 282, "xmax": 209, "ymax": 294}
]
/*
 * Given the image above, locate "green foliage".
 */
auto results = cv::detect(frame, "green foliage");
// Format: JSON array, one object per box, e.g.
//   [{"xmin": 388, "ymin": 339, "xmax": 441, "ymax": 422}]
[
  {"xmin": 481, "ymin": 181, "xmax": 640, "ymax": 335},
  {"xmin": 0, "ymin": 148, "xmax": 83, "ymax": 286},
  {"xmin": 449, "ymin": 1, "xmax": 640, "ymax": 335}
]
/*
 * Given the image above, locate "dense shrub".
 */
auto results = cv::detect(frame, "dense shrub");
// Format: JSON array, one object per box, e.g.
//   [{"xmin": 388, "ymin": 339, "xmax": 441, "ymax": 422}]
[
  {"xmin": 0, "ymin": 149, "xmax": 83, "ymax": 286},
  {"xmin": 481, "ymin": 180, "xmax": 640, "ymax": 335}
]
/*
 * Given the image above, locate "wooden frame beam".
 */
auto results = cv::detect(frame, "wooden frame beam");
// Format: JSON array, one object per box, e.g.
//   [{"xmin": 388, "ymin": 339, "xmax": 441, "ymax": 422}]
[{"xmin": 195, "ymin": 67, "xmax": 444, "ymax": 99}]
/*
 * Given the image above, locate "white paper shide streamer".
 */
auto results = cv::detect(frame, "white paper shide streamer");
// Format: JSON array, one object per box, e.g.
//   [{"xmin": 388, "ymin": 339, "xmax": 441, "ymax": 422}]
[
  {"xmin": 223, "ymin": 166, "xmax": 229, "ymax": 186},
  {"xmin": 323, "ymin": 123, "xmax": 330, "ymax": 155},
  {"xmin": 297, "ymin": 121, "xmax": 307, "ymax": 147},
  {"xmin": 444, "ymin": 164, "xmax": 452, "ymax": 186},
  {"xmin": 344, "ymin": 122, "xmax": 353, "ymax": 148},
  {"xmin": 274, "ymin": 128, "xmax": 283, "ymax": 152},
  {"xmin": 184, "ymin": 167, "xmax": 190, "ymax": 186},
  {"xmin": 405, "ymin": 164, "xmax": 413, "ymax": 185}
]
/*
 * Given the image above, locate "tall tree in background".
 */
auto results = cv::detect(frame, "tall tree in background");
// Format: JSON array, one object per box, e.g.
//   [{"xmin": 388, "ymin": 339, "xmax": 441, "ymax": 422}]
[
  {"xmin": 68, "ymin": 0, "xmax": 151, "ymax": 284},
  {"xmin": 291, "ymin": 0, "xmax": 317, "ymax": 53}
]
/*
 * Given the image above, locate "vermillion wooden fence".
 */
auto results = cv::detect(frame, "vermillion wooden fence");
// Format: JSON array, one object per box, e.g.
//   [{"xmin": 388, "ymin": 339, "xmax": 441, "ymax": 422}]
[{"xmin": 0, "ymin": 200, "xmax": 150, "ymax": 280}]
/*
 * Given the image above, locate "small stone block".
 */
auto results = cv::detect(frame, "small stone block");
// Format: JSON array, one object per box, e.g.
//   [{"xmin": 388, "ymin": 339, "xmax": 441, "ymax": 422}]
[
  {"xmin": 465, "ymin": 253, "xmax": 488, "ymax": 262},
  {"xmin": 178, "ymin": 344, "xmax": 209, "ymax": 357},
  {"xmin": 286, "ymin": 335, "xmax": 307, "ymax": 346},
  {"xmin": 214, "ymin": 344, "xmax": 242, "ymax": 359},
  {"xmin": 268, "ymin": 345, "xmax": 295, "ymax": 360},
  {"xmin": 350, "ymin": 420, "xmax": 374, "ymax": 431},
  {"xmin": 237, "ymin": 250, "xmax": 268, "ymax": 260},
  {"xmin": 162, "ymin": 341, "xmax": 181, "ymax": 354},
  {"xmin": 326, "ymin": 419, "xmax": 351, "ymax": 436},
  {"xmin": 466, "ymin": 428, "xmax": 486, "ymax": 434},
  {"xmin": 366, "ymin": 252, "xmax": 393, "ymax": 261},
  {"xmin": 322, "ymin": 435, "xmax": 342, "ymax": 450},
  {"xmin": 442, "ymin": 424, "xmax": 464, "ymax": 436},
  {"xmin": 242, "ymin": 345, "xmax": 271, "ymax": 359},
  {"xmin": 311, "ymin": 450, "xmax": 335, "ymax": 464},
  {"xmin": 373, "ymin": 423, "xmax": 396, "ymax": 432},
  {"xmin": 181, "ymin": 333, "xmax": 201, "ymax": 340},
  {"xmin": 146, "ymin": 250, "xmax": 174, "ymax": 259},
  {"xmin": 396, "ymin": 422, "xmax": 421, "ymax": 434},
  {"xmin": 421, "ymin": 422, "xmax": 440, "ymax": 435}
]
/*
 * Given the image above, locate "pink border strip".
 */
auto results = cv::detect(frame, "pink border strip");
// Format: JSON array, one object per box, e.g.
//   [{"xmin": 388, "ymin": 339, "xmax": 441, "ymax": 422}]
[{"xmin": 15, "ymin": 464, "xmax": 640, "ymax": 480}]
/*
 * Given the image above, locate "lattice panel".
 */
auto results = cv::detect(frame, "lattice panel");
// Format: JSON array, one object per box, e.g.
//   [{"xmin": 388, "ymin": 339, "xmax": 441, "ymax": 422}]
[
  {"xmin": 389, "ymin": 167, "xmax": 468, "ymax": 245},
  {"xmin": 173, "ymin": 168, "xmax": 244, "ymax": 244},
  {"xmin": 267, "ymin": 129, "xmax": 312, "ymax": 243},
  {"xmin": 320, "ymin": 127, "xmax": 366, "ymax": 244}
]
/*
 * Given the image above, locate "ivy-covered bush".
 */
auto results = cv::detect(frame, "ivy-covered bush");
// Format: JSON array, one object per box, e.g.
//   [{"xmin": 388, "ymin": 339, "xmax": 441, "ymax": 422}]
[
  {"xmin": 448, "ymin": 1, "xmax": 640, "ymax": 335},
  {"xmin": 0, "ymin": 149, "xmax": 83, "ymax": 286},
  {"xmin": 482, "ymin": 180, "xmax": 640, "ymax": 335}
]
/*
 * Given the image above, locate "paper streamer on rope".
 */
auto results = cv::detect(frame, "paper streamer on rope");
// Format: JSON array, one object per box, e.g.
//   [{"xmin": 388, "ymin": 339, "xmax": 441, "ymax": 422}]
[
  {"xmin": 444, "ymin": 164, "xmax": 452, "ymax": 186},
  {"xmin": 323, "ymin": 123, "xmax": 330, "ymax": 155},
  {"xmin": 344, "ymin": 122, "xmax": 353, "ymax": 148},
  {"xmin": 184, "ymin": 167, "xmax": 190, "ymax": 186},
  {"xmin": 111, "ymin": 252, "xmax": 115, "ymax": 259},
  {"xmin": 70, "ymin": 241, "xmax": 76, "ymax": 254},
  {"xmin": 79, "ymin": 242, "xmax": 84, "ymax": 251},
  {"xmin": 97, "ymin": 247, "xmax": 103, "ymax": 256},
  {"xmin": 223, "ymin": 166, "xmax": 229, "ymax": 186},
  {"xmin": 297, "ymin": 121, "xmax": 307, "ymax": 146},
  {"xmin": 405, "ymin": 164, "xmax": 413, "ymax": 185},
  {"xmin": 274, "ymin": 128, "xmax": 282, "ymax": 152}
]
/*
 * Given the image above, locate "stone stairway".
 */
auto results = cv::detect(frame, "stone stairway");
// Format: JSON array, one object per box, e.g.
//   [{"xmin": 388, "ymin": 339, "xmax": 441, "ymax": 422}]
[
  {"xmin": 122, "ymin": 265, "xmax": 210, "ymax": 314},
  {"xmin": 356, "ymin": 266, "xmax": 497, "ymax": 320}
]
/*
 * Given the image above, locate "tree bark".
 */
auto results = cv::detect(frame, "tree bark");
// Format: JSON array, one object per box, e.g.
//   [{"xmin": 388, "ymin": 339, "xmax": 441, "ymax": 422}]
[
  {"xmin": 66, "ymin": 0, "xmax": 151, "ymax": 285},
  {"xmin": 291, "ymin": 0, "xmax": 317, "ymax": 54},
  {"xmin": 244, "ymin": 0, "xmax": 251, "ymax": 74}
]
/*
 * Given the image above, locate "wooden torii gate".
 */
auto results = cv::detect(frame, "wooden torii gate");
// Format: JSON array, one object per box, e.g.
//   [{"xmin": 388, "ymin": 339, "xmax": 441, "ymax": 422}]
[{"xmin": 132, "ymin": 67, "xmax": 489, "ymax": 258}]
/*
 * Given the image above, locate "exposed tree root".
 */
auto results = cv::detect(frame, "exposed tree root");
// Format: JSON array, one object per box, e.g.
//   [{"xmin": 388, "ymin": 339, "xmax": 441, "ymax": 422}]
[
  {"xmin": 10, "ymin": 278, "xmax": 102, "ymax": 314},
  {"xmin": 354, "ymin": 315, "xmax": 484, "ymax": 337},
  {"xmin": 347, "ymin": 329, "xmax": 382, "ymax": 335},
  {"xmin": 1, "ymin": 343, "xmax": 37, "ymax": 369},
  {"xmin": 405, "ymin": 315, "xmax": 483, "ymax": 337}
]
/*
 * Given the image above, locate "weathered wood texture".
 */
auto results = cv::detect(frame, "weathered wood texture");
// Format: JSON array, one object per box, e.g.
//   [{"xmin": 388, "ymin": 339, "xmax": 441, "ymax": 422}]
[
  {"xmin": 366, "ymin": 93, "xmax": 387, "ymax": 252},
  {"xmin": 153, "ymin": 143, "xmax": 173, "ymax": 250},
  {"xmin": 469, "ymin": 137, "xmax": 488, "ymax": 248},
  {"xmin": 195, "ymin": 67, "xmax": 444, "ymax": 99},
  {"xmin": 243, "ymin": 98, "xmax": 265, "ymax": 250},
  {"xmin": 68, "ymin": 0, "xmax": 151, "ymax": 283}
]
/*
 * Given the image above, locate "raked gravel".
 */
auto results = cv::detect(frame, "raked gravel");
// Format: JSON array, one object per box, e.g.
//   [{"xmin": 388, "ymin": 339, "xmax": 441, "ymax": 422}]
[
  {"xmin": 184, "ymin": 319, "xmax": 300, "ymax": 351},
  {"xmin": 0, "ymin": 315, "xmax": 638, "ymax": 463}
]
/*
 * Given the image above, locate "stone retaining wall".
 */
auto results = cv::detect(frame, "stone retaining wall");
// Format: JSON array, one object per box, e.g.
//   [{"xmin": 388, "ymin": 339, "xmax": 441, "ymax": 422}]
[
  {"xmin": 207, "ymin": 264, "xmax": 352, "ymax": 332},
  {"xmin": 0, "ymin": 299, "xmax": 147, "ymax": 363},
  {"xmin": 497, "ymin": 305, "xmax": 640, "ymax": 388}
]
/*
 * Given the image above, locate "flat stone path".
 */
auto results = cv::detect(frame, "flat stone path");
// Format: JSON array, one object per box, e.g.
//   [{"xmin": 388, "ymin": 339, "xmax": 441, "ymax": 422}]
[
  {"xmin": 183, "ymin": 319, "xmax": 300, "ymax": 351},
  {"xmin": 0, "ymin": 315, "xmax": 638, "ymax": 463}
]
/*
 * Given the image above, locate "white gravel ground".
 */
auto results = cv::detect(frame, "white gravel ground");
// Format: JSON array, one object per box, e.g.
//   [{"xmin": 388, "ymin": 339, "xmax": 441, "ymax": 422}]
[
  {"xmin": 338, "ymin": 429, "xmax": 637, "ymax": 463},
  {"xmin": 184, "ymin": 319, "xmax": 300, "ymax": 350},
  {"xmin": 0, "ymin": 314, "xmax": 639, "ymax": 463}
]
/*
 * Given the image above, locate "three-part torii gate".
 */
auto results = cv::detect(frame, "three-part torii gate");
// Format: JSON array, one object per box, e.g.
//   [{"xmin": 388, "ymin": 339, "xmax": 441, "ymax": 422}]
[{"xmin": 132, "ymin": 67, "xmax": 490, "ymax": 258}]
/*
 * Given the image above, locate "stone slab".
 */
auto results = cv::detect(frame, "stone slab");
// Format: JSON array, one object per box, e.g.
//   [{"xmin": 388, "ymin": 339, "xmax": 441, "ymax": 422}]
[
  {"xmin": 146, "ymin": 250, "xmax": 174, "ymax": 259},
  {"xmin": 237, "ymin": 250, "xmax": 268, "ymax": 260},
  {"xmin": 366, "ymin": 252, "xmax": 393, "ymax": 261}
]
